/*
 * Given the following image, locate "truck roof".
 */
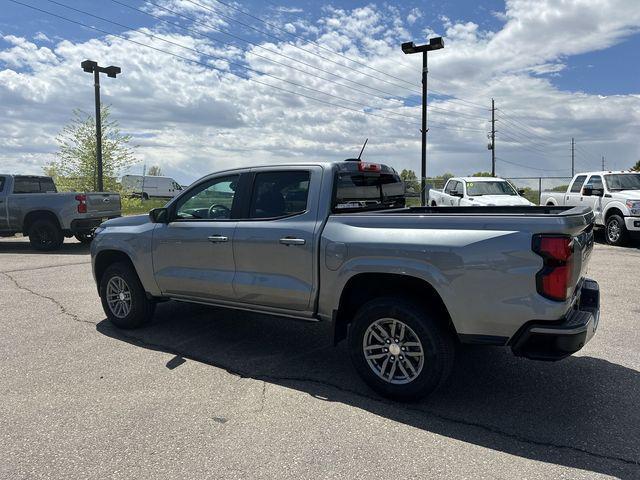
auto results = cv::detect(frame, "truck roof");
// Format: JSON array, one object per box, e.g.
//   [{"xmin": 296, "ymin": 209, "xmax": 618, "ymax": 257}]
[
  {"xmin": 574, "ymin": 171, "xmax": 638, "ymax": 176},
  {"xmin": 451, "ymin": 176, "xmax": 510, "ymax": 182}
]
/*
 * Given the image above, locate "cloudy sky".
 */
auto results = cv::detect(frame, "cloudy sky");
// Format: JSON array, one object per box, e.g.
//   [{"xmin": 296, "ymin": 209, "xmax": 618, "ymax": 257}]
[{"xmin": 1, "ymin": 0, "xmax": 639, "ymax": 186}]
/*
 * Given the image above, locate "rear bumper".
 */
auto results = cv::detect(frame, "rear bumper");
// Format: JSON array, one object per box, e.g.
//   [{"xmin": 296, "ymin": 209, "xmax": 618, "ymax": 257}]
[
  {"xmin": 510, "ymin": 279, "xmax": 600, "ymax": 361},
  {"xmin": 69, "ymin": 216, "xmax": 120, "ymax": 234}
]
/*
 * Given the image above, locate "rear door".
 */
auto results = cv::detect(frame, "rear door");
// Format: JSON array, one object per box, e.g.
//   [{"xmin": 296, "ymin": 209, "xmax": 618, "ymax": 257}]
[
  {"xmin": 152, "ymin": 173, "xmax": 244, "ymax": 301},
  {"xmin": 565, "ymin": 175, "xmax": 587, "ymax": 206},
  {"xmin": 232, "ymin": 167, "xmax": 320, "ymax": 313}
]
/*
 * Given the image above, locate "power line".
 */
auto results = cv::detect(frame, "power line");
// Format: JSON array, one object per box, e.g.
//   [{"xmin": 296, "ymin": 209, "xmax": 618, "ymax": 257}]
[
  {"xmin": 9, "ymin": 0, "xmax": 422, "ymax": 127},
  {"xmin": 180, "ymin": 0, "xmax": 418, "ymax": 94},
  {"xmin": 186, "ymin": 0, "xmax": 492, "ymax": 112},
  {"xmin": 202, "ymin": 0, "xmax": 421, "ymax": 89},
  {"xmin": 495, "ymin": 156, "xmax": 568, "ymax": 173},
  {"xmin": 45, "ymin": 0, "xmax": 435, "ymax": 125}
]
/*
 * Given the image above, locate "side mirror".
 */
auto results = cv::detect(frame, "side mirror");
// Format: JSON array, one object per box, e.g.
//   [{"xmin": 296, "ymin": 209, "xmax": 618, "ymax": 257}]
[
  {"xmin": 517, "ymin": 189, "xmax": 526, "ymax": 196},
  {"xmin": 451, "ymin": 190, "xmax": 463, "ymax": 198},
  {"xmin": 592, "ymin": 188, "xmax": 604, "ymax": 197},
  {"xmin": 582, "ymin": 185, "xmax": 593, "ymax": 196},
  {"xmin": 149, "ymin": 207, "xmax": 169, "ymax": 223}
]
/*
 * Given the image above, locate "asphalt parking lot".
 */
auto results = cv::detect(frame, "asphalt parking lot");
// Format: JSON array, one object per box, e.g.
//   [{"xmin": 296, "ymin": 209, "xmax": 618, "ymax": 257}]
[{"xmin": 0, "ymin": 237, "xmax": 638, "ymax": 479}]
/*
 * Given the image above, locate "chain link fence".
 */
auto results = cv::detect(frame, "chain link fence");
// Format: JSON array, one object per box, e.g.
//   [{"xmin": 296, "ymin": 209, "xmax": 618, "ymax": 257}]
[
  {"xmin": 404, "ymin": 176, "xmax": 573, "ymax": 206},
  {"xmin": 503, "ymin": 177, "xmax": 573, "ymax": 205}
]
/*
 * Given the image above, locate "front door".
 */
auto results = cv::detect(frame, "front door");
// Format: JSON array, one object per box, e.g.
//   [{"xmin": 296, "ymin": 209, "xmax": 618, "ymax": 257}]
[
  {"xmin": 233, "ymin": 168, "xmax": 319, "ymax": 312},
  {"xmin": 582, "ymin": 175, "xmax": 605, "ymax": 223},
  {"xmin": 152, "ymin": 174, "xmax": 241, "ymax": 301}
]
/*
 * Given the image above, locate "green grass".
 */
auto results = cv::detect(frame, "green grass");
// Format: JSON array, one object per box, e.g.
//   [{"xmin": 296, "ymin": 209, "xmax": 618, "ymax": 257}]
[{"xmin": 121, "ymin": 197, "xmax": 168, "ymax": 216}]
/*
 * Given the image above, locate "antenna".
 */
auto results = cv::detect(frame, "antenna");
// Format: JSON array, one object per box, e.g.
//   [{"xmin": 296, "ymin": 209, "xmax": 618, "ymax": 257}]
[
  {"xmin": 345, "ymin": 138, "xmax": 370, "ymax": 162},
  {"xmin": 357, "ymin": 138, "xmax": 369, "ymax": 160}
]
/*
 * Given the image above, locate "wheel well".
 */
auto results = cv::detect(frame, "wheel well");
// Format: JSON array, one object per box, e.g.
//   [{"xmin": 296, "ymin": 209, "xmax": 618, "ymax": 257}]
[
  {"xmin": 22, "ymin": 210, "xmax": 61, "ymax": 235},
  {"xmin": 605, "ymin": 207, "xmax": 623, "ymax": 222},
  {"xmin": 333, "ymin": 273, "xmax": 455, "ymax": 345},
  {"xmin": 546, "ymin": 201, "xmax": 555, "ymax": 206},
  {"xmin": 94, "ymin": 250, "xmax": 136, "ymax": 288},
  {"xmin": 431, "ymin": 201, "xmax": 437, "ymax": 207}
]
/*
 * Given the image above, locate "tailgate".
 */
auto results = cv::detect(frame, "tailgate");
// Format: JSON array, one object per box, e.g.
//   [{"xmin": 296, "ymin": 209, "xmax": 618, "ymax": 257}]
[{"xmin": 86, "ymin": 192, "xmax": 121, "ymax": 215}]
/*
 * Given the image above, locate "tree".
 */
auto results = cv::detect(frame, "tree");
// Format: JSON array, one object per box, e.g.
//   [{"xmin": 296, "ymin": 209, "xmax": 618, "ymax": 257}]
[
  {"xmin": 631, "ymin": 160, "xmax": 640, "ymax": 172},
  {"xmin": 45, "ymin": 106, "xmax": 136, "ymax": 192},
  {"xmin": 400, "ymin": 169, "xmax": 419, "ymax": 193},
  {"xmin": 469, "ymin": 171, "xmax": 493, "ymax": 177},
  {"xmin": 147, "ymin": 165, "xmax": 163, "ymax": 176}
]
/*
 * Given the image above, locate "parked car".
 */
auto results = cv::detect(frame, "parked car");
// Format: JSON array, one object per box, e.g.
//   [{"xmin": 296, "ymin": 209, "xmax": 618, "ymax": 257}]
[
  {"xmin": 540, "ymin": 171, "xmax": 640, "ymax": 246},
  {"xmin": 0, "ymin": 174, "xmax": 121, "ymax": 250},
  {"xmin": 429, "ymin": 176, "xmax": 535, "ymax": 207},
  {"xmin": 92, "ymin": 161, "xmax": 599, "ymax": 400},
  {"xmin": 120, "ymin": 174, "xmax": 183, "ymax": 199}
]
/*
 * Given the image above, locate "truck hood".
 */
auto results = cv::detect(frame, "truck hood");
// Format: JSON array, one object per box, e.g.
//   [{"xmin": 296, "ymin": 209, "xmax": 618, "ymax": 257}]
[
  {"xmin": 610, "ymin": 190, "xmax": 640, "ymax": 200},
  {"xmin": 102, "ymin": 214, "xmax": 150, "ymax": 227},
  {"xmin": 468, "ymin": 195, "xmax": 535, "ymax": 206}
]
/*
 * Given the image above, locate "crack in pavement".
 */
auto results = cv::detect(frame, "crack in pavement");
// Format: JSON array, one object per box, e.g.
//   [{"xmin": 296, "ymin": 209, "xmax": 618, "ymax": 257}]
[
  {"xmin": 4, "ymin": 270, "xmax": 639, "ymax": 469},
  {"xmin": 1, "ymin": 260, "xmax": 90, "ymax": 274},
  {"xmin": 1, "ymin": 271, "xmax": 96, "ymax": 326}
]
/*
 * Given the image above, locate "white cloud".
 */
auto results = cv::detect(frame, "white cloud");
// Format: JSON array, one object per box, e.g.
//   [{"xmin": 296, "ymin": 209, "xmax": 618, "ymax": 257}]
[{"xmin": 0, "ymin": 0, "xmax": 639, "ymax": 184}]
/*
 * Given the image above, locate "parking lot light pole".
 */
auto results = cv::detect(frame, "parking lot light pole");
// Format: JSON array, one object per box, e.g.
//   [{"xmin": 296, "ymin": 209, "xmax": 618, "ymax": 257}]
[
  {"xmin": 81, "ymin": 60, "xmax": 121, "ymax": 192},
  {"xmin": 401, "ymin": 37, "xmax": 444, "ymax": 206}
]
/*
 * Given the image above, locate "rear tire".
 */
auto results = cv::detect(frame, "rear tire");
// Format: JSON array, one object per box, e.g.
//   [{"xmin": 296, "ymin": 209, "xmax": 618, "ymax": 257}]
[
  {"xmin": 74, "ymin": 233, "xmax": 94, "ymax": 244},
  {"xmin": 605, "ymin": 214, "xmax": 628, "ymax": 246},
  {"xmin": 28, "ymin": 218, "xmax": 64, "ymax": 251},
  {"xmin": 100, "ymin": 262, "xmax": 155, "ymax": 329},
  {"xmin": 347, "ymin": 296, "xmax": 455, "ymax": 401}
]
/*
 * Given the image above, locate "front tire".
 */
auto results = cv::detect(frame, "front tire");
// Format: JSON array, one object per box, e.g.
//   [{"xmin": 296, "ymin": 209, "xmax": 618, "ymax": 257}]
[
  {"xmin": 74, "ymin": 233, "xmax": 94, "ymax": 244},
  {"xmin": 605, "ymin": 214, "xmax": 628, "ymax": 246},
  {"xmin": 28, "ymin": 218, "xmax": 64, "ymax": 251},
  {"xmin": 348, "ymin": 297, "xmax": 455, "ymax": 401},
  {"xmin": 100, "ymin": 262, "xmax": 155, "ymax": 329}
]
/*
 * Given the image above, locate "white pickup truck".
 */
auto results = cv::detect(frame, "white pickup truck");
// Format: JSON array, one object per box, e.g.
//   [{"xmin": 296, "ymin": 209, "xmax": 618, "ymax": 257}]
[
  {"xmin": 540, "ymin": 171, "xmax": 640, "ymax": 246},
  {"xmin": 429, "ymin": 176, "xmax": 535, "ymax": 207}
]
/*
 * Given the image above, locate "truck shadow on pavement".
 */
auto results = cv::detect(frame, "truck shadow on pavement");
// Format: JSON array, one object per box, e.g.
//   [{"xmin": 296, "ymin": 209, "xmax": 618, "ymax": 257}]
[
  {"xmin": 96, "ymin": 300, "xmax": 639, "ymax": 479},
  {"xmin": 0, "ymin": 240, "xmax": 90, "ymax": 255}
]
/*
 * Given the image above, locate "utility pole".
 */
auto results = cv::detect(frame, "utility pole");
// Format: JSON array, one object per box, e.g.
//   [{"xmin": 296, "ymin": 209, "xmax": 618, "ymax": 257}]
[
  {"xmin": 571, "ymin": 138, "xmax": 575, "ymax": 176},
  {"xmin": 401, "ymin": 37, "xmax": 444, "ymax": 205},
  {"xmin": 491, "ymin": 99, "xmax": 496, "ymax": 177},
  {"xmin": 602, "ymin": 156, "xmax": 605, "ymax": 170},
  {"xmin": 81, "ymin": 60, "xmax": 121, "ymax": 192}
]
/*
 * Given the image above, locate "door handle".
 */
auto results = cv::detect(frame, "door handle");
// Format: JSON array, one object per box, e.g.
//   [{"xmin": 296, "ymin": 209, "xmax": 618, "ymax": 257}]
[
  {"xmin": 208, "ymin": 235, "xmax": 228, "ymax": 243},
  {"xmin": 279, "ymin": 237, "xmax": 305, "ymax": 246}
]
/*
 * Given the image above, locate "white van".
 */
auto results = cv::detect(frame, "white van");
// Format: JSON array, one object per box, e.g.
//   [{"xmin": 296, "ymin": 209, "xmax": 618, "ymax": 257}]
[{"xmin": 120, "ymin": 175, "xmax": 183, "ymax": 199}]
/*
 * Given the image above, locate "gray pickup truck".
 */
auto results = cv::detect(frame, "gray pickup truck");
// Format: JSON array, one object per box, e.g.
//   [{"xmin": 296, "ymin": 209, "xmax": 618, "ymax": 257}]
[
  {"xmin": 91, "ymin": 161, "xmax": 599, "ymax": 400},
  {"xmin": 0, "ymin": 174, "xmax": 121, "ymax": 250}
]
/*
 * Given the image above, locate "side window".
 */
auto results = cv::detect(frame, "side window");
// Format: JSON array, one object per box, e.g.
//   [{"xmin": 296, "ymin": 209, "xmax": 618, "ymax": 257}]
[
  {"xmin": 175, "ymin": 174, "xmax": 239, "ymax": 220},
  {"xmin": 0, "ymin": 176, "xmax": 5, "ymax": 193},
  {"xmin": 570, "ymin": 175, "xmax": 587, "ymax": 193},
  {"xmin": 588, "ymin": 175, "xmax": 603, "ymax": 190},
  {"xmin": 39, "ymin": 177, "xmax": 57, "ymax": 192},
  {"xmin": 444, "ymin": 180, "xmax": 453, "ymax": 194},
  {"xmin": 249, "ymin": 170, "xmax": 310, "ymax": 219},
  {"xmin": 450, "ymin": 181, "xmax": 460, "ymax": 193},
  {"xmin": 13, "ymin": 177, "xmax": 41, "ymax": 194}
]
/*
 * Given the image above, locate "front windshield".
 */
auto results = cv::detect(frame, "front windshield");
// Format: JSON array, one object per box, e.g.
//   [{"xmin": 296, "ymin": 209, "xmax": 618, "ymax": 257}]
[
  {"xmin": 605, "ymin": 174, "xmax": 640, "ymax": 191},
  {"xmin": 466, "ymin": 181, "xmax": 517, "ymax": 196}
]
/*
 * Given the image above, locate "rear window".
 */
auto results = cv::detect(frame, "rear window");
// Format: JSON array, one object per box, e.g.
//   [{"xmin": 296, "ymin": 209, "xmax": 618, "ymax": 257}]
[
  {"xmin": 12, "ymin": 177, "xmax": 57, "ymax": 194},
  {"xmin": 333, "ymin": 170, "xmax": 405, "ymax": 212}
]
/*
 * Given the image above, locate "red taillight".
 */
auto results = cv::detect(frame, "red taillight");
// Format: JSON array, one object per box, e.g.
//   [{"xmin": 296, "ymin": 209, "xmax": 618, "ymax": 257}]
[
  {"xmin": 533, "ymin": 235, "xmax": 573, "ymax": 301},
  {"xmin": 75, "ymin": 194, "xmax": 87, "ymax": 213},
  {"xmin": 357, "ymin": 162, "xmax": 381, "ymax": 172}
]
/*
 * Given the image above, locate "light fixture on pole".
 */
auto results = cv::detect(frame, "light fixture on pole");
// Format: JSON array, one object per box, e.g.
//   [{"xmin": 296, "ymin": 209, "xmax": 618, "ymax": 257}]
[
  {"xmin": 401, "ymin": 37, "xmax": 444, "ymax": 206},
  {"xmin": 81, "ymin": 60, "xmax": 121, "ymax": 192}
]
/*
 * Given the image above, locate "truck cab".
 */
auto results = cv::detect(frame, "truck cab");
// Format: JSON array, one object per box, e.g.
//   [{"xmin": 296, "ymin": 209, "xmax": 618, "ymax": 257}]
[{"xmin": 541, "ymin": 171, "xmax": 640, "ymax": 245}]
